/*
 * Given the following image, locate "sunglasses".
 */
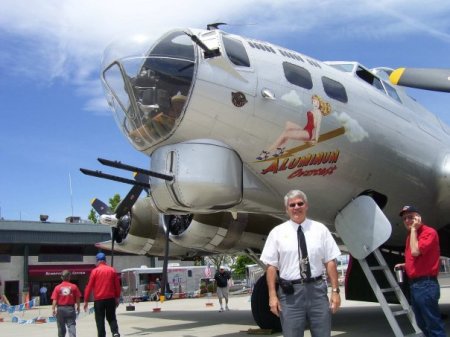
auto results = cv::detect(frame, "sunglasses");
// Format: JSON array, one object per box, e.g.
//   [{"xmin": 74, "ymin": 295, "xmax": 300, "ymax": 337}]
[{"xmin": 289, "ymin": 202, "xmax": 305, "ymax": 208}]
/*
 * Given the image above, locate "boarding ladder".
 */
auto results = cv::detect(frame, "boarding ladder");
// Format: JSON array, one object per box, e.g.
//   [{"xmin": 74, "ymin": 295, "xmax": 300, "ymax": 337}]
[
  {"xmin": 335, "ymin": 196, "xmax": 423, "ymax": 337},
  {"xmin": 358, "ymin": 248, "xmax": 423, "ymax": 337}
]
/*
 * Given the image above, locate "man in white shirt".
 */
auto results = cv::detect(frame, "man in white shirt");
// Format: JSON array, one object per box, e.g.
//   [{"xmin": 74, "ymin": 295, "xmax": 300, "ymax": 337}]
[{"xmin": 260, "ymin": 189, "xmax": 341, "ymax": 337}]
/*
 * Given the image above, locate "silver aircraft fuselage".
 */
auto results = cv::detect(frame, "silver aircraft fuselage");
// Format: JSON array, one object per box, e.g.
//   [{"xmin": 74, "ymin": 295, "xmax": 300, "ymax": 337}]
[{"xmin": 101, "ymin": 28, "xmax": 450, "ymax": 250}]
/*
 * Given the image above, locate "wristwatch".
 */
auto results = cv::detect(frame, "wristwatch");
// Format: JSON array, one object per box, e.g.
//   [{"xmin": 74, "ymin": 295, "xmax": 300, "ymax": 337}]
[{"xmin": 331, "ymin": 288, "xmax": 340, "ymax": 294}]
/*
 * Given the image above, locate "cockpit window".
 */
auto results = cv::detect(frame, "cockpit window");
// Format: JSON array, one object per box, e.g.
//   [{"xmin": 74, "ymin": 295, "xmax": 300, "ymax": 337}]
[
  {"xmin": 101, "ymin": 30, "xmax": 195, "ymax": 151},
  {"xmin": 327, "ymin": 63, "xmax": 355, "ymax": 72},
  {"xmin": 222, "ymin": 35, "xmax": 250, "ymax": 67},
  {"xmin": 150, "ymin": 31, "xmax": 195, "ymax": 60},
  {"xmin": 383, "ymin": 81, "xmax": 402, "ymax": 103}
]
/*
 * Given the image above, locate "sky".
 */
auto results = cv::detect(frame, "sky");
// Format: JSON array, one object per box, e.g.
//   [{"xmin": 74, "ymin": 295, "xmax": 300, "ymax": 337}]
[{"xmin": 0, "ymin": 0, "xmax": 449, "ymax": 222}]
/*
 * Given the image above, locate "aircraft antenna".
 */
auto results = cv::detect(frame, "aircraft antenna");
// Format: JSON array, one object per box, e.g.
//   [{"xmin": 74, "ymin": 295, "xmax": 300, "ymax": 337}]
[
  {"xmin": 207, "ymin": 22, "xmax": 226, "ymax": 30},
  {"xmin": 69, "ymin": 172, "xmax": 74, "ymax": 217}
]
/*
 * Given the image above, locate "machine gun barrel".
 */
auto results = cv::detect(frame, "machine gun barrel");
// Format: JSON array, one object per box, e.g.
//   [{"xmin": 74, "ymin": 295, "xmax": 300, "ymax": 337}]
[
  {"xmin": 97, "ymin": 158, "xmax": 173, "ymax": 181},
  {"xmin": 80, "ymin": 168, "xmax": 151, "ymax": 188}
]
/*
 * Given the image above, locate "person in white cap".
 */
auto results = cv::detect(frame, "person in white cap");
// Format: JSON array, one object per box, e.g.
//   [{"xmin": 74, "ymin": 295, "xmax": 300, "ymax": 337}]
[{"xmin": 214, "ymin": 266, "xmax": 231, "ymax": 311}]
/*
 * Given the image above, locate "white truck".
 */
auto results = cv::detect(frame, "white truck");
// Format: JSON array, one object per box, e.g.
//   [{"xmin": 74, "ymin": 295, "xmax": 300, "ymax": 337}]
[{"xmin": 121, "ymin": 265, "xmax": 216, "ymax": 301}]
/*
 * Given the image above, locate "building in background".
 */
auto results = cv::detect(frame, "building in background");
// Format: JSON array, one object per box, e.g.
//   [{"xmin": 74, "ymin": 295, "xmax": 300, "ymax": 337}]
[{"xmin": 0, "ymin": 218, "xmax": 172, "ymax": 305}]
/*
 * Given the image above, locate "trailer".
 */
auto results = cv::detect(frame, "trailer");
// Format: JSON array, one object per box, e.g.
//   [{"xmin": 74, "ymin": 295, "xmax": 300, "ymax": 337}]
[{"xmin": 121, "ymin": 265, "xmax": 216, "ymax": 302}]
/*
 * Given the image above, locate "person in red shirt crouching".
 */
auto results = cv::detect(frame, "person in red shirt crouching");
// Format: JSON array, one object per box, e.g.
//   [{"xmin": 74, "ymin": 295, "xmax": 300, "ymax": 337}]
[
  {"xmin": 84, "ymin": 253, "xmax": 121, "ymax": 337},
  {"xmin": 394, "ymin": 205, "xmax": 446, "ymax": 337},
  {"xmin": 51, "ymin": 270, "xmax": 81, "ymax": 337}
]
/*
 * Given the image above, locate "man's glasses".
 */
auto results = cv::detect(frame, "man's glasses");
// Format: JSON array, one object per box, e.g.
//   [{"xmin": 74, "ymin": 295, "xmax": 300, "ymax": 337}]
[
  {"xmin": 289, "ymin": 202, "xmax": 305, "ymax": 208},
  {"xmin": 402, "ymin": 215, "xmax": 416, "ymax": 221}
]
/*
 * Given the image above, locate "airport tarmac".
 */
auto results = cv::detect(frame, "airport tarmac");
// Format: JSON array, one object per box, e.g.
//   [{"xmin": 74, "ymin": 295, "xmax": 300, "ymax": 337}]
[{"xmin": 1, "ymin": 287, "xmax": 450, "ymax": 337}]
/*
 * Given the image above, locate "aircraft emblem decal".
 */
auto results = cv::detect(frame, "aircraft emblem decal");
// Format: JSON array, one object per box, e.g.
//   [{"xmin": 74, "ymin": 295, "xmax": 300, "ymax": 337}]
[
  {"xmin": 255, "ymin": 92, "xmax": 368, "ymax": 180},
  {"xmin": 231, "ymin": 91, "xmax": 248, "ymax": 107}
]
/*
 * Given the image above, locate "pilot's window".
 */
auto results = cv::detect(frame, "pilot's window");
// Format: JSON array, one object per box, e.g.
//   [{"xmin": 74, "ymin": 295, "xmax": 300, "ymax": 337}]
[
  {"xmin": 328, "ymin": 63, "xmax": 354, "ymax": 72},
  {"xmin": 372, "ymin": 77, "xmax": 385, "ymax": 93},
  {"xmin": 322, "ymin": 76, "xmax": 348, "ymax": 103},
  {"xmin": 222, "ymin": 35, "xmax": 250, "ymax": 67},
  {"xmin": 283, "ymin": 62, "xmax": 313, "ymax": 90},
  {"xmin": 383, "ymin": 81, "xmax": 402, "ymax": 103},
  {"xmin": 355, "ymin": 66, "xmax": 382, "ymax": 90}
]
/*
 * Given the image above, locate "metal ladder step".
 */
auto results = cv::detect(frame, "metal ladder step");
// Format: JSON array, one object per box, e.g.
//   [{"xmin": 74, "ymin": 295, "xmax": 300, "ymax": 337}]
[
  {"xmin": 381, "ymin": 287, "xmax": 396, "ymax": 293},
  {"xmin": 392, "ymin": 309, "xmax": 409, "ymax": 317},
  {"xmin": 358, "ymin": 248, "xmax": 424, "ymax": 337}
]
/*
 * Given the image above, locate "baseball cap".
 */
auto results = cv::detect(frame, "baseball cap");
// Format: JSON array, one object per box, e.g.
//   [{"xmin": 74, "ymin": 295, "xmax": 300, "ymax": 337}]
[
  {"xmin": 96, "ymin": 252, "xmax": 106, "ymax": 261},
  {"xmin": 399, "ymin": 205, "xmax": 420, "ymax": 217}
]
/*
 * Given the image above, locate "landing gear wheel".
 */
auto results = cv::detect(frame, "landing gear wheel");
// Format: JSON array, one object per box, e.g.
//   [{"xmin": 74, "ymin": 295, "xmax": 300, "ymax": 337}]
[{"xmin": 251, "ymin": 274, "xmax": 282, "ymax": 332}]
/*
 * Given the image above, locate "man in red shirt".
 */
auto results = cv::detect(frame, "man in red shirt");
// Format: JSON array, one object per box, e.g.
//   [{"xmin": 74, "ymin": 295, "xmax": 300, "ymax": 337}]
[
  {"xmin": 395, "ymin": 205, "xmax": 445, "ymax": 337},
  {"xmin": 84, "ymin": 252, "xmax": 121, "ymax": 337},
  {"xmin": 51, "ymin": 270, "xmax": 81, "ymax": 337}
]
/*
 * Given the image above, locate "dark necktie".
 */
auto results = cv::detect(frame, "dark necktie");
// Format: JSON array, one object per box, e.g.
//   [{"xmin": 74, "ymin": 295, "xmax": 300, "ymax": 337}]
[{"xmin": 297, "ymin": 225, "xmax": 311, "ymax": 279}]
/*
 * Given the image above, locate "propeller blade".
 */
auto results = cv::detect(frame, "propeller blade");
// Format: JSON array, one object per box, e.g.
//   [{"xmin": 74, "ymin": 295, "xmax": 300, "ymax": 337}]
[
  {"xmin": 389, "ymin": 67, "xmax": 450, "ymax": 93},
  {"xmin": 91, "ymin": 198, "xmax": 113, "ymax": 216},
  {"xmin": 134, "ymin": 172, "xmax": 150, "ymax": 195},
  {"xmin": 114, "ymin": 184, "xmax": 143, "ymax": 218}
]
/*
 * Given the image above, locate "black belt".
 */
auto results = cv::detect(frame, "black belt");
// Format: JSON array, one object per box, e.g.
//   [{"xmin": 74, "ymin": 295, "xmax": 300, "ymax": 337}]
[
  {"xmin": 409, "ymin": 276, "xmax": 437, "ymax": 284},
  {"xmin": 57, "ymin": 305, "xmax": 75, "ymax": 307},
  {"xmin": 290, "ymin": 276, "xmax": 323, "ymax": 284}
]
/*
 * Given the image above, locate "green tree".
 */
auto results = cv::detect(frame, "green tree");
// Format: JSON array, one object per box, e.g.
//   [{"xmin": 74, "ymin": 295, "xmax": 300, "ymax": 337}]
[
  {"xmin": 88, "ymin": 209, "xmax": 98, "ymax": 223},
  {"xmin": 109, "ymin": 194, "xmax": 121, "ymax": 211},
  {"xmin": 232, "ymin": 255, "xmax": 254, "ymax": 277},
  {"xmin": 205, "ymin": 255, "xmax": 232, "ymax": 271}
]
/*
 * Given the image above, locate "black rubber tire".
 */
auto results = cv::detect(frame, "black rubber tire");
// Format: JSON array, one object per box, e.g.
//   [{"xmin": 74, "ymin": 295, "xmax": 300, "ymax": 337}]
[{"xmin": 250, "ymin": 274, "xmax": 282, "ymax": 332}]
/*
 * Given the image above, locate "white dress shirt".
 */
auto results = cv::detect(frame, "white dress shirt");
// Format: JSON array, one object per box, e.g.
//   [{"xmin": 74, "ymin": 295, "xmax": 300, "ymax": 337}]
[{"xmin": 260, "ymin": 219, "xmax": 340, "ymax": 280}]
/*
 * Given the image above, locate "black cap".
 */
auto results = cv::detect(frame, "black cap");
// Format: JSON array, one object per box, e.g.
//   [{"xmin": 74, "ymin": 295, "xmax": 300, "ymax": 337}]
[{"xmin": 399, "ymin": 205, "xmax": 420, "ymax": 217}]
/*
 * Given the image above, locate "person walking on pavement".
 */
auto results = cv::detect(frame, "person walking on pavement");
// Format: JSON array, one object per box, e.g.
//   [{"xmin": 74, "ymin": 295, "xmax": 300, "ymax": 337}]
[
  {"xmin": 84, "ymin": 252, "xmax": 121, "ymax": 337},
  {"xmin": 395, "ymin": 205, "xmax": 446, "ymax": 337},
  {"xmin": 51, "ymin": 270, "xmax": 81, "ymax": 337},
  {"xmin": 260, "ymin": 189, "xmax": 341, "ymax": 337},
  {"xmin": 40, "ymin": 285, "xmax": 48, "ymax": 305},
  {"xmin": 214, "ymin": 266, "xmax": 231, "ymax": 312}
]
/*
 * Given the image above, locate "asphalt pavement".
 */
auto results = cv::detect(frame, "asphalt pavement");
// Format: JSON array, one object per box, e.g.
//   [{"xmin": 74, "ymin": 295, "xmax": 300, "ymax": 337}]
[{"xmin": 2, "ymin": 287, "xmax": 450, "ymax": 337}]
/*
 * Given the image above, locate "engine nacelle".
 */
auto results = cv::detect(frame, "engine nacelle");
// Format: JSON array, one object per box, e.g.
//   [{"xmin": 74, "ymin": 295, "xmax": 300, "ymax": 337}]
[
  {"xmin": 106, "ymin": 197, "xmax": 198, "ymax": 257},
  {"xmin": 166, "ymin": 212, "xmax": 280, "ymax": 254},
  {"xmin": 150, "ymin": 139, "xmax": 243, "ymax": 212}
]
